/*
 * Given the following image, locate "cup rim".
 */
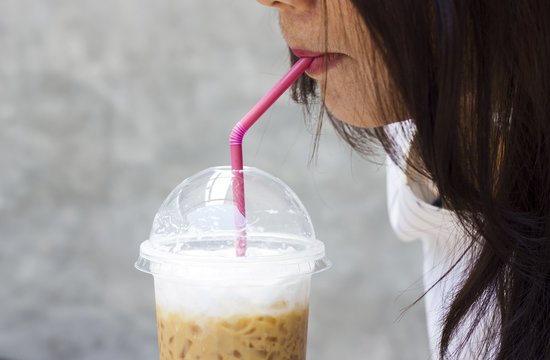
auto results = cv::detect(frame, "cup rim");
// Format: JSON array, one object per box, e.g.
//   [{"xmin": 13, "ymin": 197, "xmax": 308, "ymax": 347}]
[{"xmin": 135, "ymin": 234, "xmax": 331, "ymax": 279}]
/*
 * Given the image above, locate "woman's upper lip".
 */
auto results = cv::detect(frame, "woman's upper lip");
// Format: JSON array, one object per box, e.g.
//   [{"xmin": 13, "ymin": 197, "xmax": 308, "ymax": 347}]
[
  {"xmin": 291, "ymin": 48, "xmax": 326, "ymax": 58},
  {"xmin": 291, "ymin": 48, "xmax": 345, "ymax": 77}
]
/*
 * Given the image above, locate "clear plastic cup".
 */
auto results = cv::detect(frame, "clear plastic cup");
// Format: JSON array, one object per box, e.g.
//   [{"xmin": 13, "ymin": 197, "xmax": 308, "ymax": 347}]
[{"xmin": 136, "ymin": 166, "xmax": 330, "ymax": 360}]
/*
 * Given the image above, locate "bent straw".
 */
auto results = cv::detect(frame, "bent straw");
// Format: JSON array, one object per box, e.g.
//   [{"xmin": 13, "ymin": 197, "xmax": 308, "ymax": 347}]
[{"xmin": 230, "ymin": 57, "xmax": 313, "ymax": 256}]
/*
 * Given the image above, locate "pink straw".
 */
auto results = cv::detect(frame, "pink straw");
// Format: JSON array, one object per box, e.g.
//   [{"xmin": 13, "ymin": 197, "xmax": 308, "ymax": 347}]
[{"xmin": 230, "ymin": 57, "xmax": 313, "ymax": 256}]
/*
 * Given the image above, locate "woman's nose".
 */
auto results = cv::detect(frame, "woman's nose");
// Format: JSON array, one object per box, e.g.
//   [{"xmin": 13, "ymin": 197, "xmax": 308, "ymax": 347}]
[{"xmin": 256, "ymin": 0, "xmax": 315, "ymax": 12}]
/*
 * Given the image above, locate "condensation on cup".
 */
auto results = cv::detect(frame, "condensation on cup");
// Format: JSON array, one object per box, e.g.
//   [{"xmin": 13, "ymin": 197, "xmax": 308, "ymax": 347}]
[{"xmin": 136, "ymin": 166, "xmax": 330, "ymax": 360}]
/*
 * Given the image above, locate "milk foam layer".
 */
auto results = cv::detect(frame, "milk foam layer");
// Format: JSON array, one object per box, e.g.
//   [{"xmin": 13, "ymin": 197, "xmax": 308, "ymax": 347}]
[
  {"xmin": 154, "ymin": 274, "xmax": 311, "ymax": 317},
  {"xmin": 150, "ymin": 243, "xmax": 313, "ymax": 317}
]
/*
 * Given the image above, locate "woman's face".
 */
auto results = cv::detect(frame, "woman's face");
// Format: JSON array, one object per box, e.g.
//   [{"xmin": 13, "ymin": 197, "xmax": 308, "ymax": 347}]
[{"xmin": 256, "ymin": 0, "xmax": 387, "ymax": 128}]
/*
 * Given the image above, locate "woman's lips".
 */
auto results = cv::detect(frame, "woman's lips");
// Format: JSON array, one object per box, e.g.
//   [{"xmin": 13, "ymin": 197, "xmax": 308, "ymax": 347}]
[{"xmin": 291, "ymin": 48, "xmax": 344, "ymax": 77}]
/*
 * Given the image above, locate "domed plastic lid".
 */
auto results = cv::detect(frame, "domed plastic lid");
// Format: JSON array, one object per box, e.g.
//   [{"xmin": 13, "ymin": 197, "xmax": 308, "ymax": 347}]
[{"xmin": 135, "ymin": 166, "xmax": 330, "ymax": 282}]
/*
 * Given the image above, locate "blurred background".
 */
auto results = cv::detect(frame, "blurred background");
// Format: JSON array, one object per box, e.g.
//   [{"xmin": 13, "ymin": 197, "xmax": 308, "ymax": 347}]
[{"xmin": 0, "ymin": 1, "xmax": 430, "ymax": 359}]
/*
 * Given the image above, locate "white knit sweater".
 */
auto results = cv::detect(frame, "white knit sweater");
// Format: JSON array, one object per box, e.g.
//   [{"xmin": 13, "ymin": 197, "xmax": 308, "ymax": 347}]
[{"xmin": 385, "ymin": 121, "xmax": 491, "ymax": 359}]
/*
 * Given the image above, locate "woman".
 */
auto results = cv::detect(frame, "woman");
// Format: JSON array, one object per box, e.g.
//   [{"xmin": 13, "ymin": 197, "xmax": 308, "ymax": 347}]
[{"xmin": 256, "ymin": 0, "xmax": 550, "ymax": 359}]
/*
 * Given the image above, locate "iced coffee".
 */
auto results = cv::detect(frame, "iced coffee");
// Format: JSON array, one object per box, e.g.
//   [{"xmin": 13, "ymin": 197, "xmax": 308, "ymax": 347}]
[
  {"xmin": 156, "ymin": 306, "xmax": 309, "ymax": 360},
  {"xmin": 136, "ymin": 167, "xmax": 330, "ymax": 360}
]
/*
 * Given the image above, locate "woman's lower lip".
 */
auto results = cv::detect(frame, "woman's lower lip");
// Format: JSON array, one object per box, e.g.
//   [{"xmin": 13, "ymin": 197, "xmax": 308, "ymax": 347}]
[{"xmin": 304, "ymin": 53, "xmax": 344, "ymax": 77}]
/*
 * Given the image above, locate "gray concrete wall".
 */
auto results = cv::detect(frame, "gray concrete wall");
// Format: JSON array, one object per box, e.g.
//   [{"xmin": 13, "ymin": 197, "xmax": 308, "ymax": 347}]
[{"xmin": 0, "ymin": 1, "xmax": 430, "ymax": 359}]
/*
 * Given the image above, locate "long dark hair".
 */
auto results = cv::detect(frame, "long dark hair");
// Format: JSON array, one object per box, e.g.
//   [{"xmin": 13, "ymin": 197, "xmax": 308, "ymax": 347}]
[{"xmin": 291, "ymin": 0, "xmax": 550, "ymax": 358}]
